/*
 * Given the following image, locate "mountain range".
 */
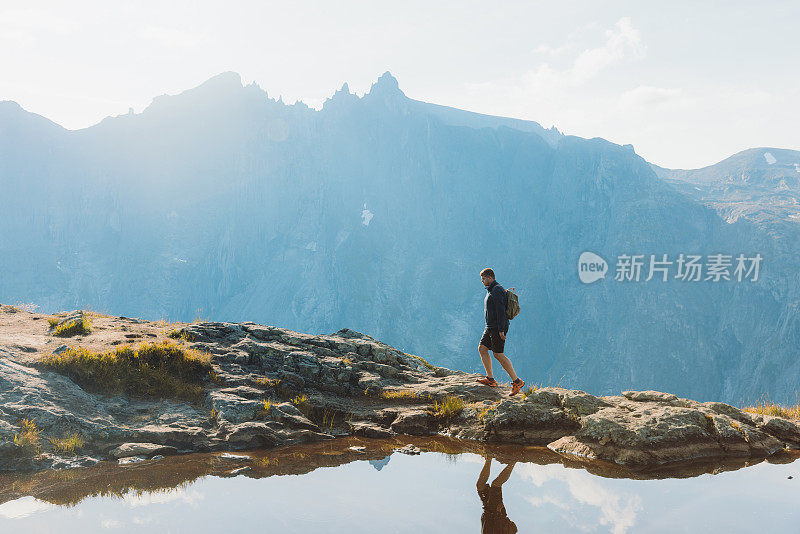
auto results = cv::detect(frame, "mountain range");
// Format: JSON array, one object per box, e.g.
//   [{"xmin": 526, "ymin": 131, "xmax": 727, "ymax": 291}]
[{"xmin": 2, "ymin": 71, "xmax": 799, "ymax": 404}]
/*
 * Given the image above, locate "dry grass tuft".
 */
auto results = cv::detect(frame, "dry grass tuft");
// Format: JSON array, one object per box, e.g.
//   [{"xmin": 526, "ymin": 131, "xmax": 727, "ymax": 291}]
[
  {"xmin": 49, "ymin": 433, "xmax": 86, "ymax": 455},
  {"xmin": 255, "ymin": 399, "xmax": 274, "ymax": 420},
  {"xmin": 380, "ymin": 389, "xmax": 420, "ymax": 401},
  {"xmin": 476, "ymin": 403, "xmax": 498, "ymax": 422},
  {"xmin": 254, "ymin": 377, "xmax": 281, "ymax": 388},
  {"xmin": 40, "ymin": 340, "xmax": 212, "ymax": 402},
  {"xmin": 52, "ymin": 315, "xmax": 93, "ymax": 337},
  {"xmin": 167, "ymin": 329, "xmax": 197, "ymax": 342},
  {"xmin": 207, "ymin": 369, "xmax": 224, "ymax": 385},
  {"xmin": 290, "ymin": 394, "xmax": 312, "ymax": 416},
  {"xmin": 432, "ymin": 395, "xmax": 465, "ymax": 420},
  {"xmin": 14, "ymin": 419, "xmax": 41, "ymax": 453},
  {"xmin": 742, "ymin": 401, "xmax": 800, "ymax": 420}
]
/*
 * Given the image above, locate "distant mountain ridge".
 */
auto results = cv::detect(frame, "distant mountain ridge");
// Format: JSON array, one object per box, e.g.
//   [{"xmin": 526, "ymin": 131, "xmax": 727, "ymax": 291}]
[
  {"xmin": 2, "ymin": 71, "xmax": 800, "ymax": 404},
  {"xmin": 652, "ymin": 147, "xmax": 800, "ymax": 226}
]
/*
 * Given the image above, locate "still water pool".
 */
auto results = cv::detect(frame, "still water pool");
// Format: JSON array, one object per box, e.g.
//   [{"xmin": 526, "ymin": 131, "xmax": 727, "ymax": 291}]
[{"xmin": 1, "ymin": 437, "xmax": 798, "ymax": 533}]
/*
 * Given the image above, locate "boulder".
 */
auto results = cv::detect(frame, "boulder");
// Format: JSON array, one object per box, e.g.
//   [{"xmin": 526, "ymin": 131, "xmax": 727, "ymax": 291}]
[
  {"xmin": 349, "ymin": 421, "xmax": 396, "ymax": 438},
  {"xmin": 390, "ymin": 409, "xmax": 437, "ymax": 435}
]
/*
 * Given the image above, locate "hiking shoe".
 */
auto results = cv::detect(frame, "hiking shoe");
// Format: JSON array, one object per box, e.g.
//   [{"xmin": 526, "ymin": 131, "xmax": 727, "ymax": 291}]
[
  {"xmin": 509, "ymin": 378, "xmax": 525, "ymax": 396},
  {"xmin": 477, "ymin": 376, "xmax": 499, "ymax": 387}
]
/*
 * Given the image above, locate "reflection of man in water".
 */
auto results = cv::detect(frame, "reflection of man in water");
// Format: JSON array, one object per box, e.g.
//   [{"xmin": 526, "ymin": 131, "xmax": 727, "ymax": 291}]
[{"xmin": 476, "ymin": 457, "xmax": 518, "ymax": 534}]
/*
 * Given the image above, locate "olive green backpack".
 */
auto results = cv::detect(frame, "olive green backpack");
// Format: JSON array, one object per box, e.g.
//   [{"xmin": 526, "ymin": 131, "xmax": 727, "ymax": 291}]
[{"xmin": 505, "ymin": 286, "xmax": 521, "ymax": 320}]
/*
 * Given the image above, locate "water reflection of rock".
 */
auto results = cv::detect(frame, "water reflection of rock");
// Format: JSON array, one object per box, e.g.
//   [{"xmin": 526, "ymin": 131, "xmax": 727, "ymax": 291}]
[{"xmin": 1, "ymin": 436, "xmax": 797, "ymax": 510}]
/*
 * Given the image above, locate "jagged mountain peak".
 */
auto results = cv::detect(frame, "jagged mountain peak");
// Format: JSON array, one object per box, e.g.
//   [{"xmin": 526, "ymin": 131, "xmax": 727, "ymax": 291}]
[
  {"xmin": 366, "ymin": 71, "xmax": 405, "ymax": 98},
  {"xmin": 322, "ymin": 81, "xmax": 358, "ymax": 110}
]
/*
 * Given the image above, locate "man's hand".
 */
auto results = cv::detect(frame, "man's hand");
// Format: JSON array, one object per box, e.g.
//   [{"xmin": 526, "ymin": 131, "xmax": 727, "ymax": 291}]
[{"xmin": 499, "ymin": 331, "xmax": 506, "ymax": 340}]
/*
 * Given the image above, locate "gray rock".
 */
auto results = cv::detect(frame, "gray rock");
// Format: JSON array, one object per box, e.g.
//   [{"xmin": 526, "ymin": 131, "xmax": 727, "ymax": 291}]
[
  {"xmin": 390, "ymin": 409, "xmax": 436, "ymax": 436},
  {"xmin": 757, "ymin": 414, "xmax": 800, "ymax": 445},
  {"xmin": 622, "ymin": 390, "xmax": 678, "ymax": 402},
  {"xmin": 349, "ymin": 421, "xmax": 396, "ymax": 438},
  {"xmin": 109, "ymin": 443, "xmax": 178, "ymax": 459},
  {"xmin": 262, "ymin": 403, "xmax": 320, "ymax": 432},
  {"xmin": 560, "ymin": 389, "xmax": 610, "ymax": 416},
  {"xmin": 219, "ymin": 452, "xmax": 251, "ymax": 461},
  {"xmin": 208, "ymin": 390, "xmax": 263, "ymax": 424},
  {"xmin": 118, "ymin": 456, "xmax": 148, "ymax": 465},
  {"xmin": 483, "ymin": 398, "xmax": 578, "ymax": 444},
  {"xmin": 280, "ymin": 371, "xmax": 305, "ymax": 390},
  {"xmin": 224, "ymin": 422, "xmax": 280, "ymax": 448}
]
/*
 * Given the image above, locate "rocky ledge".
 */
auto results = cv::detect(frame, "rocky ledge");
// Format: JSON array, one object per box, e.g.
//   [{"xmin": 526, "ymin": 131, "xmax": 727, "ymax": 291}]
[{"xmin": 1, "ymin": 304, "xmax": 799, "ymax": 472}]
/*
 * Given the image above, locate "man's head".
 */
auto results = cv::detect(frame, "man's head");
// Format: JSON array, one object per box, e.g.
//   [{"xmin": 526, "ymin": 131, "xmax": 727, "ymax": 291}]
[{"xmin": 480, "ymin": 268, "xmax": 495, "ymax": 287}]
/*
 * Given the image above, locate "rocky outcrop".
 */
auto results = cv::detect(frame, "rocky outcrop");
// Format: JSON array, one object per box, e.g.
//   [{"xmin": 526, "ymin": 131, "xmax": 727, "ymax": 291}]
[{"xmin": 1, "ymin": 306, "xmax": 799, "ymax": 472}]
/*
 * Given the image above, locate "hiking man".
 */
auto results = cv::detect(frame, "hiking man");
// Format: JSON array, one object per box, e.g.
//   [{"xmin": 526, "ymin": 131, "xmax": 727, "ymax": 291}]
[{"xmin": 477, "ymin": 268, "xmax": 525, "ymax": 396}]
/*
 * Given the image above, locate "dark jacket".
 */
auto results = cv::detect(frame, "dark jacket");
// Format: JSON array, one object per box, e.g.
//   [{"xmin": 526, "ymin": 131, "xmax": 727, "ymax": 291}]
[{"xmin": 484, "ymin": 280, "xmax": 509, "ymax": 332}]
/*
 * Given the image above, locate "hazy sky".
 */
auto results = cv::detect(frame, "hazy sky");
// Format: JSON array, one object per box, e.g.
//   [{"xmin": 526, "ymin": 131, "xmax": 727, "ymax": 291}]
[{"xmin": 1, "ymin": 1, "xmax": 798, "ymax": 168}]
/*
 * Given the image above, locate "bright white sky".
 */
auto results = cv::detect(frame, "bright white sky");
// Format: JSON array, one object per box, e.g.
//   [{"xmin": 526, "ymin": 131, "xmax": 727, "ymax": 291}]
[{"xmin": 1, "ymin": 0, "xmax": 798, "ymax": 168}]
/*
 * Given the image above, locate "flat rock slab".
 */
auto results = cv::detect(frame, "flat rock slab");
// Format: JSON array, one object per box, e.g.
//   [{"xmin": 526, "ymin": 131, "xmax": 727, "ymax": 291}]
[
  {"xmin": 110, "ymin": 443, "xmax": 178, "ymax": 459},
  {"xmin": 622, "ymin": 390, "xmax": 678, "ymax": 402}
]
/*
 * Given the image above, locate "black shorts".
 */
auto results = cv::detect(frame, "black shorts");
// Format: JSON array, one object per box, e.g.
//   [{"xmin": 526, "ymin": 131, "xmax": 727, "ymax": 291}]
[{"xmin": 480, "ymin": 327, "xmax": 506, "ymax": 353}]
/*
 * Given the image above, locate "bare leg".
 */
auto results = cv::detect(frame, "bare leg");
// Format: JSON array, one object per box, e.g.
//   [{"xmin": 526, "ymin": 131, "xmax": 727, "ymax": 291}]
[
  {"xmin": 478, "ymin": 344, "xmax": 494, "ymax": 378},
  {"xmin": 477, "ymin": 457, "xmax": 492, "ymax": 488},
  {"xmin": 491, "ymin": 461, "xmax": 516, "ymax": 487},
  {"xmin": 492, "ymin": 352, "xmax": 519, "ymax": 382}
]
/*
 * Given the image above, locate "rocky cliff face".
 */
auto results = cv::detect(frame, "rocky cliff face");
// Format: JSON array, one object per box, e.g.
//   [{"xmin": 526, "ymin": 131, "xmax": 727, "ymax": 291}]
[
  {"xmin": 2, "ymin": 305, "xmax": 799, "ymax": 473},
  {"xmin": 1, "ymin": 74, "xmax": 799, "ymax": 403}
]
